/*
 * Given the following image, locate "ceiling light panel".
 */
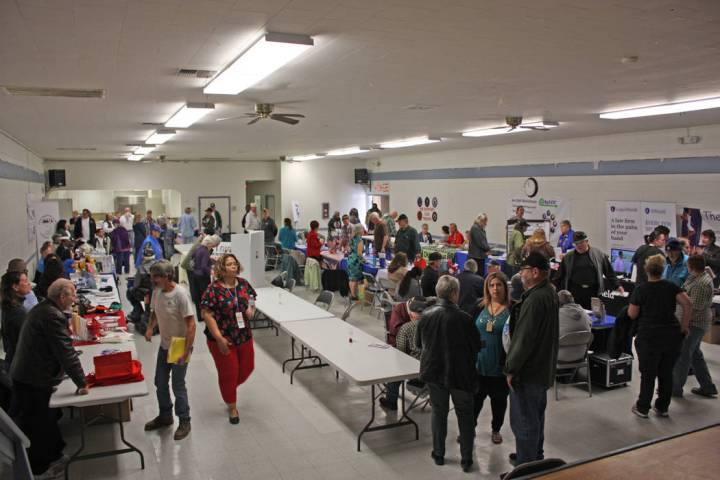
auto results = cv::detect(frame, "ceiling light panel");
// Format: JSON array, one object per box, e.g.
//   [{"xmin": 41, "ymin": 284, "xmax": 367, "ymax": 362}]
[
  {"xmin": 290, "ymin": 154, "xmax": 325, "ymax": 161},
  {"xmin": 379, "ymin": 136, "xmax": 440, "ymax": 149},
  {"xmin": 462, "ymin": 127, "xmax": 532, "ymax": 138},
  {"xmin": 127, "ymin": 154, "xmax": 144, "ymax": 161},
  {"xmin": 146, "ymin": 129, "xmax": 176, "ymax": 144},
  {"xmin": 326, "ymin": 146, "xmax": 370, "ymax": 156},
  {"xmin": 165, "ymin": 102, "xmax": 215, "ymax": 128},
  {"xmin": 133, "ymin": 146, "xmax": 155, "ymax": 155},
  {"xmin": 204, "ymin": 33, "xmax": 314, "ymax": 95},
  {"xmin": 599, "ymin": 96, "xmax": 720, "ymax": 119}
]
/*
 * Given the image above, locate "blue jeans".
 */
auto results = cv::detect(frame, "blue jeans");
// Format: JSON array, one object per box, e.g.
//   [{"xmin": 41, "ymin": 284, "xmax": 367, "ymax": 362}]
[
  {"xmin": 673, "ymin": 326, "xmax": 716, "ymax": 395},
  {"xmin": 155, "ymin": 347, "xmax": 190, "ymax": 422},
  {"xmin": 386, "ymin": 381, "xmax": 401, "ymax": 404},
  {"xmin": 509, "ymin": 382, "xmax": 548, "ymax": 464},
  {"xmin": 113, "ymin": 251, "xmax": 130, "ymax": 274}
]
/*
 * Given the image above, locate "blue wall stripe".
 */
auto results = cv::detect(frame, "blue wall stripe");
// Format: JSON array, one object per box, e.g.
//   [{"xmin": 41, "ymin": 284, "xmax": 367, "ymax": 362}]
[
  {"xmin": 370, "ymin": 156, "xmax": 720, "ymax": 181},
  {"xmin": 0, "ymin": 157, "xmax": 44, "ymax": 183}
]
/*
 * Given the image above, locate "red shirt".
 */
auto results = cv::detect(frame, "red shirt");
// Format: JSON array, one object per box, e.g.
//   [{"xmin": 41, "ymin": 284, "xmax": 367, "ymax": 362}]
[
  {"xmin": 306, "ymin": 230, "xmax": 322, "ymax": 257},
  {"xmin": 447, "ymin": 231, "xmax": 464, "ymax": 246}
]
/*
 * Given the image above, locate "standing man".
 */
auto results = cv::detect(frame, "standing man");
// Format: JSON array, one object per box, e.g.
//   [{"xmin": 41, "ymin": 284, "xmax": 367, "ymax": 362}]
[
  {"xmin": 119, "ymin": 207, "xmax": 135, "ymax": 251},
  {"xmin": 507, "ymin": 220, "xmax": 529, "ymax": 276},
  {"xmin": 508, "ymin": 206, "xmax": 525, "ymax": 225},
  {"xmin": 73, "ymin": 208, "xmax": 96, "ymax": 243},
  {"xmin": 556, "ymin": 220, "xmax": 575, "ymax": 254},
  {"xmin": 468, "ymin": 213, "xmax": 491, "ymax": 276},
  {"xmin": 210, "ymin": 203, "xmax": 222, "ymax": 234},
  {"xmin": 245, "ymin": 203, "xmax": 261, "ymax": 231},
  {"xmin": 178, "ymin": 207, "xmax": 197, "ymax": 244},
  {"xmin": 382, "ymin": 211, "xmax": 399, "ymax": 238},
  {"xmin": 394, "ymin": 214, "xmax": 420, "ymax": 262},
  {"xmin": 144, "ymin": 260, "xmax": 196, "ymax": 441},
  {"xmin": 370, "ymin": 212, "xmax": 388, "ymax": 256},
  {"xmin": 558, "ymin": 231, "xmax": 622, "ymax": 309},
  {"xmin": 457, "ymin": 259, "xmax": 484, "ymax": 314},
  {"xmin": 201, "ymin": 208, "xmax": 216, "ymax": 235},
  {"xmin": 697, "ymin": 229, "xmax": 720, "ymax": 286},
  {"xmin": 415, "ymin": 276, "xmax": 482, "ymax": 473},
  {"xmin": 631, "ymin": 228, "xmax": 667, "ymax": 285},
  {"xmin": 504, "ymin": 252, "xmax": 559, "ymax": 467},
  {"xmin": 110, "ymin": 218, "xmax": 132, "ymax": 275},
  {"xmin": 241, "ymin": 204, "xmax": 251, "ymax": 232},
  {"xmin": 11, "ymin": 279, "xmax": 88, "ymax": 477},
  {"xmin": 663, "ymin": 239, "xmax": 688, "ymax": 287},
  {"xmin": 144, "ymin": 210, "xmax": 156, "ymax": 236},
  {"xmin": 672, "ymin": 255, "xmax": 718, "ymax": 398},
  {"xmin": 261, "ymin": 208, "xmax": 278, "ymax": 245},
  {"xmin": 136, "ymin": 224, "xmax": 163, "ymax": 267}
]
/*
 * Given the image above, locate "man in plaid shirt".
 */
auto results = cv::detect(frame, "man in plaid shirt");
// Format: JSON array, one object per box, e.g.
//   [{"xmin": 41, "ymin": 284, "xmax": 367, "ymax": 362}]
[{"xmin": 672, "ymin": 255, "xmax": 718, "ymax": 398}]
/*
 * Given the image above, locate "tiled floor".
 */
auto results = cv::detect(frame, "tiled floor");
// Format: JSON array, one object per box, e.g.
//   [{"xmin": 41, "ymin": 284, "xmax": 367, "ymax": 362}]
[{"xmin": 59, "ymin": 271, "xmax": 720, "ymax": 479}]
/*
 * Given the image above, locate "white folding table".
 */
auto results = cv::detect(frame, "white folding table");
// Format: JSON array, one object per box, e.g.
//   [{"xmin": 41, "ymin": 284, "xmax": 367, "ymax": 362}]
[
  {"xmin": 50, "ymin": 342, "xmax": 148, "ymax": 479},
  {"xmin": 280, "ymin": 317, "xmax": 421, "ymax": 451}
]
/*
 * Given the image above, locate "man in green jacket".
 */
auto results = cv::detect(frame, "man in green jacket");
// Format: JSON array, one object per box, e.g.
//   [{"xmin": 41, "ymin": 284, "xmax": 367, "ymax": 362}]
[
  {"xmin": 394, "ymin": 214, "xmax": 421, "ymax": 261},
  {"xmin": 504, "ymin": 252, "xmax": 559, "ymax": 466}
]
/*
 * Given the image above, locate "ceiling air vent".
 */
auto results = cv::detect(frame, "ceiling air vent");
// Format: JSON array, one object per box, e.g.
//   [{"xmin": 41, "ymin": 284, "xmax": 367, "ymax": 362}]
[
  {"xmin": 141, "ymin": 122, "xmax": 164, "ymax": 126},
  {"xmin": 56, "ymin": 147, "xmax": 97, "ymax": 151},
  {"xmin": 176, "ymin": 69, "xmax": 216, "ymax": 79},
  {"xmin": 2, "ymin": 86, "xmax": 105, "ymax": 98}
]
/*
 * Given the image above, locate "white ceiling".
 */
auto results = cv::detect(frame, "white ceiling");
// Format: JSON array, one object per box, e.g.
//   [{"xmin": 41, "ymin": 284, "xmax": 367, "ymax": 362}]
[{"xmin": 1, "ymin": 0, "xmax": 720, "ymax": 162}]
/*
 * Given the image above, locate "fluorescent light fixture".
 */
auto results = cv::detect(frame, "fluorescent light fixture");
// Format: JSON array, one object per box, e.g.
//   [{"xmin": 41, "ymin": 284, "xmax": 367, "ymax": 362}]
[
  {"xmin": 127, "ymin": 154, "xmax": 144, "ymax": 161},
  {"xmin": 133, "ymin": 146, "xmax": 155, "ymax": 155},
  {"xmin": 379, "ymin": 136, "xmax": 441, "ymax": 149},
  {"xmin": 204, "ymin": 32, "xmax": 314, "ymax": 95},
  {"xmin": 146, "ymin": 129, "xmax": 176, "ymax": 145},
  {"xmin": 326, "ymin": 146, "xmax": 370, "ymax": 156},
  {"xmin": 462, "ymin": 127, "xmax": 532, "ymax": 138},
  {"xmin": 290, "ymin": 154, "xmax": 325, "ymax": 161},
  {"xmin": 165, "ymin": 102, "xmax": 215, "ymax": 128},
  {"xmin": 600, "ymin": 96, "xmax": 720, "ymax": 119}
]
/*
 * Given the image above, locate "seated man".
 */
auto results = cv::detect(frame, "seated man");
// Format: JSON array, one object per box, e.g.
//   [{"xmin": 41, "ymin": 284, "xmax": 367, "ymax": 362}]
[
  {"xmin": 457, "ymin": 259, "xmax": 484, "ymax": 314},
  {"xmin": 421, "ymin": 252, "xmax": 443, "ymax": 297},
  {"xmin": 558, "ymin": 290, "xmax": 592, "ymax": 362},
  {"xmin": 486, "ymin": 260, "xmax": 502, "ymax": 275}
]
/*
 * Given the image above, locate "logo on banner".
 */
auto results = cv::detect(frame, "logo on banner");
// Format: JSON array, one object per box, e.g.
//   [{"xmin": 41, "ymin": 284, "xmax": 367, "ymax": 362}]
[
  {"xmin": 539, "ymin": 198, "xmax": 559, "ymax": 208},
  {"xmin": 417, "ymin": 196, "xmax": 438, "ymax": 222}
]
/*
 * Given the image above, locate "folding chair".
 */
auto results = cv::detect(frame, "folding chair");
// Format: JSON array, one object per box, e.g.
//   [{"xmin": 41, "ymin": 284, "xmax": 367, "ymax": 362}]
[
  {"xmin": 555, "ymin": 331, "xmax": 593, "ymax": 400},
  {"xmin": 363, "ymin": 272, "xmax": 385, "ymax": 315},
  {"xmin": 285, "ymin": 278, "xmax": 296, "ymax": 292},
  {"xmin": 264, "ymin": 245, "xmax": 281, "ymax": 271},
  {"xmin": 378, "ymin": 278, "xmax": 398, "ymax": 299},
  {"xmin": 314, "ymin": 290, "xmax": 334, "ymax": 311}
]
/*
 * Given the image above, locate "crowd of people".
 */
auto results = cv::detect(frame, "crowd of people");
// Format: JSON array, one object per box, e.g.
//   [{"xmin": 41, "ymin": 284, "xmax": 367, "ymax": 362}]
[{"xmin": 1, "ymin": 200, "xmax": 719, "ymax": 477}]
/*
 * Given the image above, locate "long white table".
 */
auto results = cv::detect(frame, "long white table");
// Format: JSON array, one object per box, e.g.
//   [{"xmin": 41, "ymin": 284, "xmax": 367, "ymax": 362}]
[
  {"xmin": 50, "ymin": 342, "xmax": 147, "ymax": 478},
  {"xmin": 278, "ymin": 316, "xmax": 421, "ymax": 451},
  {"xmin": 254, "ymin": 286, "xmax": 335, "ymax": 323}
]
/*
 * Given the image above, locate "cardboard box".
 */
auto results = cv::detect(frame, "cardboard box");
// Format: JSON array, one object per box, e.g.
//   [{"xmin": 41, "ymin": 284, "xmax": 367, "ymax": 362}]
[
  {"xmin": 81, "ymin": 399, "xmax": 131, "ymax": 424},
  {"xmin": 703, "ymin": 323, "xmax": 720, "ymax": 345}
]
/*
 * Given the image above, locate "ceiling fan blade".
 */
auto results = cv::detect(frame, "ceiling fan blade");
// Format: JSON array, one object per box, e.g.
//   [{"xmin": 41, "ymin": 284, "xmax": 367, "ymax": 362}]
[
  {"xmin": 270, "ymin": 115, "xmax": 300, "ymax": 125},
  {"xmin": 276, "ymin": 113, "xmax": 305, "ymax": 118},
  {"xmin": 247, "ymin": 117, "xmax": 262, "ymax": 125},
  {"xmin": 243, "ymin": 113, "xmax": 258, "ymax": 116},
  {"xmin": 520, "ymin": 125, "xmax": 549, "ymax": 131}
]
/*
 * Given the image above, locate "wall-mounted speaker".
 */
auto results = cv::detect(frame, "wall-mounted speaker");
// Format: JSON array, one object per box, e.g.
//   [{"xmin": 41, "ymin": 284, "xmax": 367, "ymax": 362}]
[
  {"xmin": 48, "ymin": 169, "xmax": 66, "ymax": 187},
  {"xmin": 354, "ymin": 168, "xmax": 369, "ymax": 185}
]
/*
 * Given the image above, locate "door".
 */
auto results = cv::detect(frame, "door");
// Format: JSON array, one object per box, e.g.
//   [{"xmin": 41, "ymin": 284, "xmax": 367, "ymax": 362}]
[
  {"xmin": 264, "ymin": 194, "xmax": 276, "ymax": 220},
  {"xmin": 198, "ymin": 196, "xmax": 231, "ymax": 234}
]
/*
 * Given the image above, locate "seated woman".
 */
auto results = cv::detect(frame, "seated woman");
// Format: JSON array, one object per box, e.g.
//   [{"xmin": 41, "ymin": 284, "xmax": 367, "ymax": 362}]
[
  {"xmin": 396, "ymin": 266, "xmax": 423, "ymax": 301},
  {"xmin": 305, "ymin": 220, "xmax": 323, "ymax": 263},
  {"xmin": 440, "ymin": 225, "xmax": 450, "ymax": 243},
  {"xmin": 419, "ymin": 223, "xmax": 433, "ymax": 244},
  {"xmin": 278, "ymin": 218, "xmax": 297, "ymax": 251},
  {"xmin": 386, "ymin": 252, "xmax": 409, "ymax": 292},
  {"xmin": 521, "ymin": 228, "xmax": 555, "ymax": 260}
]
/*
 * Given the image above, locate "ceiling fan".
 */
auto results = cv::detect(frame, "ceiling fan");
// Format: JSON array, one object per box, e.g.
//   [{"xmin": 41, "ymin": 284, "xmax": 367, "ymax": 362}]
[
  {"xmin": 215, "ymin": 103, "xmax": 305, "ymax": 125},
  {"xmin": 498, "ymin": 116, "xmax": 558, "ymax": 132}
]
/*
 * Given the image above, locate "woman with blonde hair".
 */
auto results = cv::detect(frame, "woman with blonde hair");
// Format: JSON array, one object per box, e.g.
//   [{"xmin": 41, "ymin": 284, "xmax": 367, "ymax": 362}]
[
  {"xmin": 201, "ymin": 253, "xmax": 256, "ymax": 424},
  {"xmin": 628, "ymin": 254, "xmax": 692, "ymax": 418},
  {"xmin": 521, "ymin": 228, "xmax": 555, "ymax": 260},
  {"xmin": 471, "ymin": 271, "xmax": 511, "ymax": 444}
]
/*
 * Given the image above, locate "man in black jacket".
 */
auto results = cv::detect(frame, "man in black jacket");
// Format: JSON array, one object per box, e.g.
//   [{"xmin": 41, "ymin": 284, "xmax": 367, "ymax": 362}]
[
  {"xmin": 415, "ymin": 275, "xmax": 482, "ymax": 473},
  {"xmin": 631, "ymin": 228, "xmax": 667, "ymax": 285},
  {"xmin": 11, "ymin": 279, "xmax": 88, "ymax": 477},
  {"xmin": 504, "ymin": 252, "xmax": 559, "ymax": 466},
  {"xmin": 457, "ymin": 259, "xmax": 484, "ymax": 314},
  {"xmin": 72, "ymin": 208, "xmax": 96, "ymax": 243},
  {"xmin": 468, "ymin": 213, "xmax": 491, "ymax": 276},
  {"xmin": 421, "ymin": 252, "xmax": 442, "ymax": 297}
]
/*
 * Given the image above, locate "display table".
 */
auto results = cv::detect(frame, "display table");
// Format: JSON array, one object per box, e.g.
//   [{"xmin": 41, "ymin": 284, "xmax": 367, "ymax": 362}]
[
  {"xmin": 420, "ymin": 245, "xmax": 459, "ymax": 260},
  {"xmin": 454, "ymin": 251, "xmax": 507, "ymax": 272},
  {"xmin": 72, "ymin": 273, "xmax": 121, "ymax": 307},
  {"xmin": 50, "ymin": 342, "xmax": 148, "ymax": 479},
  {"xmin": 280, "ymin": 317, "xmax": 420, "ymax": 451}
]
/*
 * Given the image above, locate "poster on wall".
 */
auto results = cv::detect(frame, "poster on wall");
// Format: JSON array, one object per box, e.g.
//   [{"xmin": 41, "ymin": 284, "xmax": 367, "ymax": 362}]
[
  {"xmin": 700, "ymin": 209, "xmax": 720, "ymax": 239},
  {"xmin": 371, "ymin": 182, "xmax": 390, "ymax": 194},
  {"xmin": 507, "ymin": 196, "xmax": 569, "ymax": 244},
  {"xmin": 679, "ymin": 207, "xmax": 720, "ymax": 246},
  {"xmin": 32, "ymin": 201, "xmax": 60, "ymax": 254},
  {"xmin": 26, "ymin": 193, "xmax": 37, "ymax": 243},
  {"xmin": 291, "ymin": 201, "xmax": 301, "ymax": 224},
  {"xmin": 416, "ymin": 195, "xmax": 439, "ymax": 223},
  {"xmin": 606, "ymin": 201, "xmax": 676, "ymax": 250}
]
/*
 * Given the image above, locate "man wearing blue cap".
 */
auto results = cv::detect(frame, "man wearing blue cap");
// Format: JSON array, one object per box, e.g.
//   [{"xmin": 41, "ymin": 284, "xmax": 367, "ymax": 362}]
[{"xmin": 136, "ymin": 223, "xmax": 163, "ymax": 267}]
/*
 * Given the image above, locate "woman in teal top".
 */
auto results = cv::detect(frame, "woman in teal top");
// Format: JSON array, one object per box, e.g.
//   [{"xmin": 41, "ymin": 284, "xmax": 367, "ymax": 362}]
[
  {"xmin": 278, "ymin": 218, "xmax": 297, "ymax": 250},
  {"xmin": 473, "ymin": 271, "xmax": 511, "ymax": 445},
  {"xmin": 347, "ymin": 224, "xmax": 365, "ymax": 299}
]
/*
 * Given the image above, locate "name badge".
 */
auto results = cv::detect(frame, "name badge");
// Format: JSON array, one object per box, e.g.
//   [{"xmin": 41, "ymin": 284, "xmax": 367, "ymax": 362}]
[
  {"xmin": 235, "ymin": 312, "xmax": 246, "ymax": 329},
  {"xmin": 486, "ymin": 320, "xmax": 494, "ymax": 333}
]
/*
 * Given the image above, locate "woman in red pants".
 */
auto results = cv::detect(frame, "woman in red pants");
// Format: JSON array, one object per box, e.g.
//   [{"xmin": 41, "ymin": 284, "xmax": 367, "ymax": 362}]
[{"xmin": 200, "ymin": 253, "xmax": 256, "ymax": 424}]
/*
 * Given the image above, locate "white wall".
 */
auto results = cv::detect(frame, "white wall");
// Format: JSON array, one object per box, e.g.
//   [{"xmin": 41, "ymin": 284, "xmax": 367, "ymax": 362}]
[
  {"xmin": 44, "ymin": 160, "xmax": 279, "ymax": 232},
  {"xmin": 0, "ymin": 130, "xmax": 45, "ymax": 271},
  {"xmin": 369, "ymin": 124, "xmax": 720, "ymax": 252},
  {"xmin": 47, "ymin": 189, "xmax": 183, "ymax": 218},
  {"xmin": 281, "ymin": 157, "xmax": 368, "ymax": 230}
]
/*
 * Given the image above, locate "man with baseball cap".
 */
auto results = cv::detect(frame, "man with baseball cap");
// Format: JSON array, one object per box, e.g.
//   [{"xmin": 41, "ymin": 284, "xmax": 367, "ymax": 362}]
[
  {"xmin": 663, "ymin": 239, "xmax": 688, "ymax": 287},
  {"xmin": 421, "ymin": 252, "xmax": 443, "ymax": 297},
  {"xmin": 136, "ymin": 223, "xmax": 163, "ymax": 268},
  {"xmin": 394, "ymin": 213, "xmax": 421, "ymax": 261},
  {"xmin": 557, "ymin": 231, "xmax": 622, "ymax": 310},
  {"xmin": 504, "ymin": 251, "xmax": 559, "ymax": 467}
]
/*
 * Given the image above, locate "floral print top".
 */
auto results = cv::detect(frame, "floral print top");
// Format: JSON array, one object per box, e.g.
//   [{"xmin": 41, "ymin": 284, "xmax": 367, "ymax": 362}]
[{"xmin": 200, "ymin": 277, "xmax": 256, "ymax": 345}]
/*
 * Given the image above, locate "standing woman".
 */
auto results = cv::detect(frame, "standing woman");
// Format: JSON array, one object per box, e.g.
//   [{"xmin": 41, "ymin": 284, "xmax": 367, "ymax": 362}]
[
  {"xmin": 201, "ymin": 254, "xmax": 256, "ymax": 424},
  {"xmin": 347, "ymin": 224, "xmax": 365, "ymax": 299},
  {"xmin": 1, "ymin": 271, "xmax": 32, "ymax": 368},
  {"xmin": 306, "ymin": 220, "xmax": 323, "ymax": 263},
  {"xmin": 628, "ymin": 254, "xmax": 692, "ymax": 418},
  {"xmin": 133, "ymin": 213, "xmax": 146, "ymax": 260},
  {"xmin": 471, "ymin": 272, "xmax": 511, "ymax": 445}
]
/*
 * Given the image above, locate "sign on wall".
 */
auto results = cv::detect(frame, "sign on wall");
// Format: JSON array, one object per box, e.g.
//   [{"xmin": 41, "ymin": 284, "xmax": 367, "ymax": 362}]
[
  {"xmin": 416, "ymin": 195, "xmax": 439, "ymax": 223},
  {"xmin": 606, "ymin": 200, "xmax": 676, "ymax": 250},
  {"xmin": 508, "ymin": 196, "xmax": 569, "ymax": 244},
  {"xmin": 291, "ymin": 201, "xmax": 301, "ymax": 224},
  {"xmin": 371, "ymin": 182, "xmax": 390, "ymax": 194},
  {"xmin": 679, "ymin": 207, "xmax": 720, "ymax": 246}
]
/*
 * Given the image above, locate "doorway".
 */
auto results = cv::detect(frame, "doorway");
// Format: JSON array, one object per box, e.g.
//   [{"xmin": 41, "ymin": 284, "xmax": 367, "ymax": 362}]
[
  {"xmin": 198, "ymin": 196, "xmax": 231, "ymax": 235},
  {"xmin": 367, "ymin": 194, "xmax": 389, "ymax": 214}
]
